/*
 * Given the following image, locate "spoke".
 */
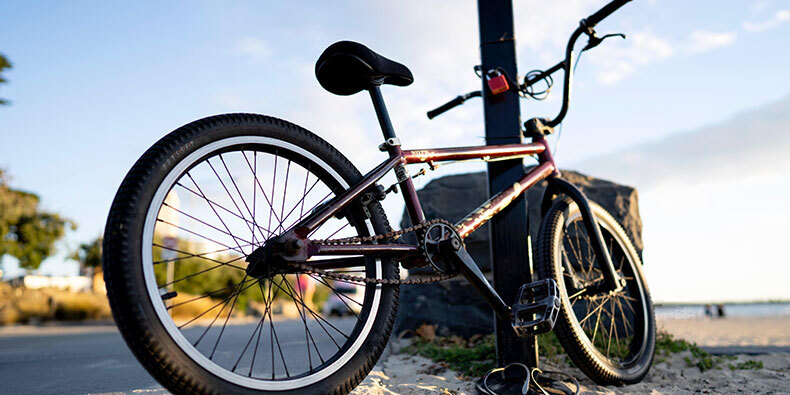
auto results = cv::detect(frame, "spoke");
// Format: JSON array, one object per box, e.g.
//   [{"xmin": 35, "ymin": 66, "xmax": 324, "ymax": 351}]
[
  {"xmin": 606, "ymin": 297, "xmax": 615, "ymax": 357},
  {"xmin": 248, "ymin": 281, "xmax": 267, "ymax": 377},
  {"xmin": 153, "ymin": 242, "xmax": 248, "ymax": 265},
  {"xmin": 310, "ymin": 274, "xmax": 363, "ymax": 313},
  {"xmin": 276, "ymin": 160, "xmax": 291, "ymax": 234},
  {"xmin": 616, "ymin": 295, "xmax": 635, "ymax": 336},
  {"xmin": 174, "ymin": 279, "xmax": 259, "ymax": 332},
  {"xmin": 299, "ymin": 169, "xmax": 311, "ymax": 219},
  {"xmin": 232, "ymin": 312, "xmax": 265, "ymax": 373},
  {"xmin": 578, "ymin": 295, "xmax": 609, "ymax": 326},
  {"xmin": 564, "ymin": 232, "xmax": 583, "ymax": 277},
  {"xmin": 240, "ymin": 150, "xmax": 284, "ymax": 230},
  {"xmin": 159, "ymin": 255, "xmax": 247, "ymax": 289},
  {"xmin": 268, "ymin": 276, "xmax": 289, "ymax": 378},
  {"xmin": 267, "ymin": 155, "xmax": 278, "ymax": 235},
  {"xmin": 251, "ymin": 152, "xmax": 258, "ymax": 249},
  {"xmin": 170, "ymin": 277, "xmax": 256, "ymax": 311},
  {"xmin": 234, "ymin": 277, "xmax": 282, "ymax": 375},
  {"xmin": 277, "ymin": 177, "xmax": 321, "ymax": 230},
  {"xmin": 207, "ymin": 156, "xmax": 260, "ymax": 250},
  {"xmin": 301, "ymin": 277, "xmax": 345, "ymax": 349},
  {"xmin": 176, "ymin": 182, "xmax": 274, "ymax": 239},
  {"xmin": 187, "ymin": 172, "xmax": 248, "ymax": 254},
  {"xmin": 591, "ymin": 295, "xmax": 608, "ymax": 344},
  {"xmin": 268, "ymin": 277, "xmax": 351, "ymax": 340},
  {"xmin": 612, "ymin": 298, "xmax": 624, "ymax": 358},
  {"xmin": 291, "ymin": 275, "xmax": 324, "ymax": 368},
  {"xmin": 192, "ymin": 278, "xmax": 249, "ymax": 346},
  {"xmin": 324, "ymin": 222, "xmax": 351, "ymax": 241},
  {"xmin": 156, "ymin": 218, "xmax": 245, "ymax": 255},
  {"xmin": 209, "ymin": 274, "xmax": 249, "ymax": 359}
]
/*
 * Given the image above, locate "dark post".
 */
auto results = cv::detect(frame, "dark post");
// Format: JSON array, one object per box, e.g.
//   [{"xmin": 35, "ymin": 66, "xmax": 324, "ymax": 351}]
[{"xmin": 477, "ymin": 0, "xmax": 538, "ymax": 367}]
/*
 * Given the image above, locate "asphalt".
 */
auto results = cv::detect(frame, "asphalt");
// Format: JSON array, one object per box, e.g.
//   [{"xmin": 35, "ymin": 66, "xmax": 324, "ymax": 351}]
[
  {"xmin": 0, "ymin": 323, "xmax": 165, "ymax": 394},
  {"xmin": 0, "ymin": 317, "xmax": 357, "ymax": 395}
]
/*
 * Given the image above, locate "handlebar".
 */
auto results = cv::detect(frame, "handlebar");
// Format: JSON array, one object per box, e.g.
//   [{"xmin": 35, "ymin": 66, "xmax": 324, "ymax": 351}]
[
  {"xmin": 427, "ymin": 91, "xmax": 482, "ymax": 119},
  {"xmin": 537, "ymin": 0, "xmax": 632, "ymax": 127},
  {"xmin": 584, "ymin": 0, "xmax": 631, "ymax": 28},
  {"xmin": 426, "ymin": 0, "xmax": 632, "ymax": 125}
]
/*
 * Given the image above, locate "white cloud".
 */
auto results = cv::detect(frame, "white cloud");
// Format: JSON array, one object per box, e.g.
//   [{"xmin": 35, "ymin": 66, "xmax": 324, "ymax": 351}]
[
  {"xmin": 686, "ymin": 30, "xmax": 737, "ymax": 53},
  {"xmin": 571, "ymin": 96, "xmax": 790, "ymax": 303},
  {"xmin": 743, "ymin": 9, "xmax": 790, "ymax": 32},
  {"xmin": 574, "ymin": 95, "xmax": 790, "ymax": 191},
  {"xmin": 586, "ymin": 29, "xmax": 673, "ymax": 85},
  {"xmin": 234, "ymin": 37, "xmax": 271, "ymax": 63}
]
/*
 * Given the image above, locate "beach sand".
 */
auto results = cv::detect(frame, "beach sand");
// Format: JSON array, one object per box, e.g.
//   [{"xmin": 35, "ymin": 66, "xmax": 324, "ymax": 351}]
[{"xmin": 352, "ymin": 316, "xmax": 790, "ymax": 394}]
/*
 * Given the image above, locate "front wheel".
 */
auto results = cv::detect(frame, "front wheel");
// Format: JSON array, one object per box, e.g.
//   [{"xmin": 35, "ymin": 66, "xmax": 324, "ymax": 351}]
[
  {"xmin": 536, "ymin": 198, "xmax": 655, "ymax": 385},
  {"xmin": 103, "ymin": 114, "xmax": 399, "ymax": 394}
]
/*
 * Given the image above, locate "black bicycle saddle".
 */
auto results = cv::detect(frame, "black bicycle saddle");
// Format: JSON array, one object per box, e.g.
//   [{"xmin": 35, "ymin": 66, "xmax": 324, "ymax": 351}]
[{"xmin": 315, "ymin": 41, "xmax": 413, "ymax": 96}]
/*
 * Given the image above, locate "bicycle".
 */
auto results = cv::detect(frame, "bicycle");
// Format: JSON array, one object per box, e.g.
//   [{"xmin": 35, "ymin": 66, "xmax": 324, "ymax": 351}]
[{"xmin": 102, "ymin": 0, "xmax": 655, "ymax": 393}]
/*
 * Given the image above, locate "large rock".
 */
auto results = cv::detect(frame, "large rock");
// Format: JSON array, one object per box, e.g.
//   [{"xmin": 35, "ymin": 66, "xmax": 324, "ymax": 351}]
[{"xmin": 394, "ymin": 169, "xmax": 642, "ymax": 337}]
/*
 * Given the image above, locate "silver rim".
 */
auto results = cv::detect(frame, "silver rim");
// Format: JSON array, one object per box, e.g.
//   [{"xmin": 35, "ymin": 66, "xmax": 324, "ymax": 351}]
[{"xmin": 141, "ymin": 136, "xmax": 383, "ymax": 390}]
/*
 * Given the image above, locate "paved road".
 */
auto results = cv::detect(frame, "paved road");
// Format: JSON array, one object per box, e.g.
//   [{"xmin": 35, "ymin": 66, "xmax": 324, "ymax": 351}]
[
  {"xmin": 0, "ymin": 324, "xmax": 165, "ymax": 394},
  {"xmin": 0, "ymin": 317, "xmax": 357, "ymax": 394}
]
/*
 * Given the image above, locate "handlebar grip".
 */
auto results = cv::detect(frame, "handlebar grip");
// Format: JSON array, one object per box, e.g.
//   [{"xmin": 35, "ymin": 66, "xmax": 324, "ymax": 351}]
[
  {"xmin": 585, "ymin": 0, "xmax": 631, "ymax": 27},
  {"xmin": 427, "ymin": 96, "xmax": 466, "ymax": 119}
]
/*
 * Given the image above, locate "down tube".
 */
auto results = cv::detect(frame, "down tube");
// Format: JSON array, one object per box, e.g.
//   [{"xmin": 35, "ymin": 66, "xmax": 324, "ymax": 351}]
[{"xmin": 455, "ymin": 162, "xmax": 555, "ymax": 239}]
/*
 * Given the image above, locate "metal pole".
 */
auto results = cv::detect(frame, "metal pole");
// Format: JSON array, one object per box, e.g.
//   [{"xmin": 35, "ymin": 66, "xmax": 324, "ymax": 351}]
[{"xmin": 477, "ymin": 0, "xmax": 539, "ymax": 368}]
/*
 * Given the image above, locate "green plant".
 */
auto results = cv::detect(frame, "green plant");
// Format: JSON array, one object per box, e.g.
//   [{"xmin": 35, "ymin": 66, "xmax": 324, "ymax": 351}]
[
  {"xmin": 729, "ymin": 360, "xmax": 763, "ymax": 370},
  {"xmin": 403, "ymin": 334, "xmax": 496, "ymax": 378},
  {"xmin": 656, "ymin": 331, "xmax": 760, "ymax": 372}
]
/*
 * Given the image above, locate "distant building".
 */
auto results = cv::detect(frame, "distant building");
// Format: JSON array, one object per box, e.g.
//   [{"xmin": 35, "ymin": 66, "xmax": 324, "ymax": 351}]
[{"xmin": 10, "ymin": 274, "xmax": 93, "ymax": 293}]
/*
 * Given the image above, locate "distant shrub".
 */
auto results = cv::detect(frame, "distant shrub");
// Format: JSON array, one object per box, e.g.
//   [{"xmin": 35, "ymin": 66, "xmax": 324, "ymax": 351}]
[{"xmin": 0, "ymin": 283, "xmax": 111, "ymax": 325}]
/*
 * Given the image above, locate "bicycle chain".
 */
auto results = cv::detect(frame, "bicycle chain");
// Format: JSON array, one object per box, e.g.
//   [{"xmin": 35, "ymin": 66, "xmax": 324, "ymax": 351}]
[{"xmin": 286, "ymin": 218, "xmax": 460, "ymax": 285}]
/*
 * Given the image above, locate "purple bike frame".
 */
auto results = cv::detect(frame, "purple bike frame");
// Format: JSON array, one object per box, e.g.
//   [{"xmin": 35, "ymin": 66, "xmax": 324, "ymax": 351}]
[{"xmin": 286, "ymin": 136, "xmax": 559, "ymax": 267}]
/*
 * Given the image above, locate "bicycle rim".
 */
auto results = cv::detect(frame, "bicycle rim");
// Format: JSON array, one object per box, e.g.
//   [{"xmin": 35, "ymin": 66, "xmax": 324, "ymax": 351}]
[{"xmin": 141, "ymin": 135, "xmax": 383, "ymax": 391}]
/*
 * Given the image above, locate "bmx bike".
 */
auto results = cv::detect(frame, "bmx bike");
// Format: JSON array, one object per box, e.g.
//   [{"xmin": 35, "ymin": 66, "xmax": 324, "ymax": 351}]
[{"xmin": 103, "ymin": 0, "xmax": 655, "ymax": 393}]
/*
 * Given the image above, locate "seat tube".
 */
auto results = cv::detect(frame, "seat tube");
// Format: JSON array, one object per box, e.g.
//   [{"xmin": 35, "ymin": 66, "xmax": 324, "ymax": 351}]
[{"xmin": 369, "ymin": 87, "xmax": 426, "ymax": 225}]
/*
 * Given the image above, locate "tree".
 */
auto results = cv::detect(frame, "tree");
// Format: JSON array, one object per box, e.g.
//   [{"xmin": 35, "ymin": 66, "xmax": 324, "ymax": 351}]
[
  {"xmin": 0, "ymin": 53, "xmax": 11, "ymax": 105},
  {"xmin": 0, "ymin": 169, "xmax": 75, "ymax": 270},
  {"xmin": 72, "ymin": 236, "xmax": 102, "ymax": 269}
]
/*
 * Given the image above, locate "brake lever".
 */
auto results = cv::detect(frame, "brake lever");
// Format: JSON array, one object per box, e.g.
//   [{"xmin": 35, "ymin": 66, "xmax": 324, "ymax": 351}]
[{"xmin": 582, "ymin": 32, "xmax": 626, "ymax": 51}]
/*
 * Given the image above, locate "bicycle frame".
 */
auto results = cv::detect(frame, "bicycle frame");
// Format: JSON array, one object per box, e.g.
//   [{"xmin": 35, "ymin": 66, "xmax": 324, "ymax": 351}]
[
  {"xmin": 268, "ymin": 86, "xmax": 623, "ymax": 316},
  {"xmin": 293, "ymin": 140, "xmax": 556, "ymax": 255}
]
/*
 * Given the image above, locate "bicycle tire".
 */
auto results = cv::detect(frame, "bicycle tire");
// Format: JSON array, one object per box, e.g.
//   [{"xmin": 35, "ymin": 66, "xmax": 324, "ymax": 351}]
[
  {"xmin": 103, "ymin": 113, "xmax": 399, "ymax": 394},
  {"xmin": 536, "ymin": 198, "xmax": 655, "ymax": 385}
]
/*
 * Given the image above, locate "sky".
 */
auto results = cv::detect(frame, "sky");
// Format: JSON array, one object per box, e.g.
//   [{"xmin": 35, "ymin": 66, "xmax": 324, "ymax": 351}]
[{"xmin": 1, "ymin": 0, "xmax": 789, "ymax": 303}]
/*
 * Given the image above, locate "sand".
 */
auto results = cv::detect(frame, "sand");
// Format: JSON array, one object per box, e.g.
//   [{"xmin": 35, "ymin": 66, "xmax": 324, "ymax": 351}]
[{"xmin": 352, "ymin": 316, "xmax": 790, "ymax": 394}]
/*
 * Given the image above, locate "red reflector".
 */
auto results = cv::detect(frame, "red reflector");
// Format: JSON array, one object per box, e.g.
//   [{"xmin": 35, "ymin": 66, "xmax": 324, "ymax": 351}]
[{"xmin": 487, "ymin": 74, "xmax": 509, "ymax": 95}]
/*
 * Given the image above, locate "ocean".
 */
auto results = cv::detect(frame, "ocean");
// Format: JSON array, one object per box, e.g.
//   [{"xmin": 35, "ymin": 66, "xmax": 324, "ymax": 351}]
[{"xmin": 654, "ymin": 302, "xmax": 790, "ymax": 319}]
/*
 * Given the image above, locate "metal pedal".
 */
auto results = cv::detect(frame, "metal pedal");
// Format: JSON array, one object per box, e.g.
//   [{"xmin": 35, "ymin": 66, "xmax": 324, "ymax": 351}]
[{"xmin": 511, "ymin": 279, "xmax": 561, "ymax": 337}]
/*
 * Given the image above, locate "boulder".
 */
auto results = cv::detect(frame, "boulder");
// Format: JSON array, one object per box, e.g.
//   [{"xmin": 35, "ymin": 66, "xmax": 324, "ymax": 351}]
[{"xmin": 394, "ymin": 169, "xmax": 642, "ymax": 337}]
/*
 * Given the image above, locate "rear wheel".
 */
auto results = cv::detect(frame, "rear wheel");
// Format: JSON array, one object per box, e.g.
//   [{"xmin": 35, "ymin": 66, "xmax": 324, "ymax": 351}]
[
  {"xmin": 103, "ymin": 114, "xmax": 398, "ymax": 394},
  {"xmin": 536, "ymin": 198, "xmax": 655, "ymax": 385}
]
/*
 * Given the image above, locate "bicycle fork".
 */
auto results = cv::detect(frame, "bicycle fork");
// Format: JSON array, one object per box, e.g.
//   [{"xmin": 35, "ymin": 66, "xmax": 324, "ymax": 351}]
[{"xmin": 543, "ymin": 177, "xmax": 626, "ymax": 295}]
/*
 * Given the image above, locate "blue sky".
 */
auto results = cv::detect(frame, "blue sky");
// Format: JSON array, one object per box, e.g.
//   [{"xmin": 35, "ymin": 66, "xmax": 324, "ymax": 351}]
[{"xmin": 1, "ymin": 0, "xmax": 789, "ymax": 302}]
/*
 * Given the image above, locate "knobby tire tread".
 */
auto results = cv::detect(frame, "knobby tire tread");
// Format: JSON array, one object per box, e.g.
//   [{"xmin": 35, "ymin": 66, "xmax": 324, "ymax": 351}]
[{"xmin": 535, "ymin": 199, "xmax": 655, "ymax": 386}]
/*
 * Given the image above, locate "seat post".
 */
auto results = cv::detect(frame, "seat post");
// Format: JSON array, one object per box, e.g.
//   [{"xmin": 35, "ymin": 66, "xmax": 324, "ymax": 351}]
[
  {"xmin": 368, "ymin": 86, "xmax": 397, "ymax": 141},
  {"xmin": 367, "ymin": 85, "xmax": 426, "ymax": 225}
]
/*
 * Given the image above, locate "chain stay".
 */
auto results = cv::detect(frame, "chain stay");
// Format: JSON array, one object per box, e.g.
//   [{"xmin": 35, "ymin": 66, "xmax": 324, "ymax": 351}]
[{"xmin": 289, "ymin": 218, "xmax": 459, "ymax": 285}]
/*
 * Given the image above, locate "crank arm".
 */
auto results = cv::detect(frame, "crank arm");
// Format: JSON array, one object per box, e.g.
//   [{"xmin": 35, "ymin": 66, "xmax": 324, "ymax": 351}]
[{"xmin": 437, "ymin": 237, "xmax": 511, "ymax": 321}]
